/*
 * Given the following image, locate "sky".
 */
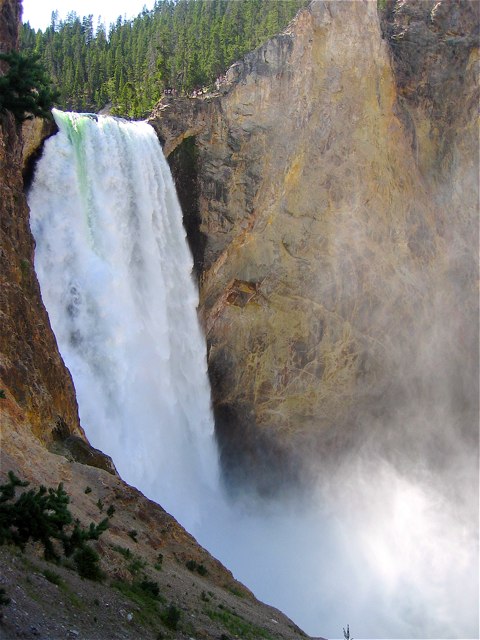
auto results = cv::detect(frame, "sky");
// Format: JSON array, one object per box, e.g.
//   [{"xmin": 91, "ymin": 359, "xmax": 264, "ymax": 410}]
[{"xmin": 22, "ymin": 0, "xmax": 156, "ymax": 31}]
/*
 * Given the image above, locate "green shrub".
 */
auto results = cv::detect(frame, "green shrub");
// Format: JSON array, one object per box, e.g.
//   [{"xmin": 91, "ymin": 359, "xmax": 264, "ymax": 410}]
[
  {"xmin": 0, "ymin": 390, "xmax": 6, "ymax": 399},
  {"xmin": 1, "ymin": 471, "xmax": 69, "ymax": 560},
  {"xmin": 74, "ymin": 545, "xmax": 104, "ymax": 581},
  {"xmin": 139, "ymin": 579, "xmax": 160, "ymax": 598},
  {"xmin": 0, "ymin": 471, "xmax": 108, "ymax": 580},
  {"xmin": 111, "ymin": 544, "xmax": 147, "ymax": 576},
  {"xmin": 111, "ymin": 578, "xmax": 165, "ymax": 627},
  {"xmin": 84, "ymin": 486, "xmax": 92, "ymax": 494},
  {"xmin": 20, "ymin": 259, "xmax": 30, "ymax": 276},
  {"xmin": 42, "ymin": 568, "xmax": 62, "ymax": 585},
  {"xmin": 128, "ymin": 529, "xmax": 138, "ymax": 542},
  {"xmin": 161, "ymin": 603, "xmax": 181, "ymax": 630},
  {"xmin": 185, "ymin": 559, "xmax": 208, "ymax": 576},
  {"xmin": 111, "ymin": 544, "xmax": 132, "ymax": 560}
]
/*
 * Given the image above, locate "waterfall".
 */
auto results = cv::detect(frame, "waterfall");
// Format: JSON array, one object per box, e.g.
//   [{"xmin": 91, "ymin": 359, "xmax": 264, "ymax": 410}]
[
  {"xmin": 28, "ymin": 110, "xmax": 478, "ymax": 639},
  {"xmin": 28, "ymin": 109, "xmax": 219, "ymax": 532}
]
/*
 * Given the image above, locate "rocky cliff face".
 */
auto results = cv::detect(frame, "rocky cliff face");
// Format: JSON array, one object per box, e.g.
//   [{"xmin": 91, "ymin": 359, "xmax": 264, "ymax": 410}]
[
  {"xmin": 0, "ymin": 0, "xmax": 83, "ymax": 444},
  {"xmin": 149, "ymin": 0, "xmax": 479, "ymax": 493}
]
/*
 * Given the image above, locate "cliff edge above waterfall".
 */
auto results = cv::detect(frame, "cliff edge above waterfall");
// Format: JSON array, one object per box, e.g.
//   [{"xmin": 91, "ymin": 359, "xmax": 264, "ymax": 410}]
[{"xmin": 149, "ymin": 0, "xmax": 479, "ymax": 494}]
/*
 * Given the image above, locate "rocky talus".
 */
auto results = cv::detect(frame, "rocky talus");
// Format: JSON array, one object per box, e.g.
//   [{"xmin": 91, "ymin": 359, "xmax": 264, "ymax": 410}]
[{"xmin": 149, "ymin": 0, "xmax": 479, "ymax": 493}]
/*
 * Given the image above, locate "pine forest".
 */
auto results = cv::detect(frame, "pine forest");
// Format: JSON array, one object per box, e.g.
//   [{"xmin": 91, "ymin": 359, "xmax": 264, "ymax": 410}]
[{"xmin": 20, "ymin": 0, "xmax": 308, "ymax": 119}]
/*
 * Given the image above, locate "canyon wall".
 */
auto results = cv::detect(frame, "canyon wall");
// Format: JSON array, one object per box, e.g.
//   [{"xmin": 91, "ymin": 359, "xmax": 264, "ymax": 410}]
[
  {"xmin": 0, "ymin": 0, "xmax": 83, "ymax": 444},
  {"xmin": 149, "ymin": 0, "xmax": 479, "ymax": 493}
]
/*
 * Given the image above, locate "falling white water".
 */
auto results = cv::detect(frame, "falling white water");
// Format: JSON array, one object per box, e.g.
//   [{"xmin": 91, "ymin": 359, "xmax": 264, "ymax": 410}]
[{"xmin": 28, "ymin": 109, "xmax": 219, "ymax": 532}]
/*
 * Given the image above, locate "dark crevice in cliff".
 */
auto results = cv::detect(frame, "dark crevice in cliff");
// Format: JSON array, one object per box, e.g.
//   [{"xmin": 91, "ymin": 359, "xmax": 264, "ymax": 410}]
[
  {"xmin": 22, "ymin": 122, "xmax": 58, "ymax": 191},
  {"xmin": 166, "ymin": 135, "xmax": 206, "ymax": 278}
]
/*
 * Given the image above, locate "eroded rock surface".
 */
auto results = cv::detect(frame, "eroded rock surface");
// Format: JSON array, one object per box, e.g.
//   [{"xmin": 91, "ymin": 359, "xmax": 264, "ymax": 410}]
[{"xmin": 149, "ymin": 0, "xmax": 479, "ymax": 493}]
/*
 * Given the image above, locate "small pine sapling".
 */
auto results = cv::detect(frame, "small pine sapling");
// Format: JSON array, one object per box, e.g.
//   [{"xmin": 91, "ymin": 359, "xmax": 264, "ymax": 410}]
[
  {"xmin": 343, "ymin": 624, "xmax": 354, "ymax": 640},
  {"xmin": 0, "ymin": 471, "xmax": 109, "ymax": 580}
]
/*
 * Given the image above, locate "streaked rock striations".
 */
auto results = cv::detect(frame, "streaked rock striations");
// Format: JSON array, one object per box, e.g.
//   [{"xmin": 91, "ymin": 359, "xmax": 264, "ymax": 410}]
[{"xmin": 149, "ymin": 0, "xmax": 479, "ymax": 493}]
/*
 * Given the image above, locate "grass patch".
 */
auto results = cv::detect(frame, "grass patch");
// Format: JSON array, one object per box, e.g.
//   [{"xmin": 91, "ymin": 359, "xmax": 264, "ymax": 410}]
[
  {"xmin": 111, "ymin": 579, "xmax": 166, "ymax": 627},
  {"xmin": 110, "ymin": 544, "xmax": 145, "ymax": 575},
  {"xmin": 227, "ymin": 585, "xmax": 245, "ymax": 598},
  {"xmin": 42, "ymin": 568, "xmax": 62, "ymax": 585},
  {"xmin": 128, "ymin": 556, "xmax": 146, "ymax": 575},
  {"xmin": 111, "ymin": 544, "xmax": 132, "ymax": 560},
  {"xmin": 206, "ymin": 607, "xmax": 275, "ymax": 640},
  {"xmin": 58, "ymin": 581, "xmax": 84, "ymax": 609},
  {"xmin": 18, "ymin": 556, "xmax": 84, "ymax": 610}
]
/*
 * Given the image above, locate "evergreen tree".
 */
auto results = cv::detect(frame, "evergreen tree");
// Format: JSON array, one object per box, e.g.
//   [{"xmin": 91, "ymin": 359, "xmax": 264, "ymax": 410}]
[
  {"xmin": 0, "ymin": 471, "xmax": 108, "ymax": 569},
  {"xmin": 0, "ymin": 50, "xmax": 58, "ymax": 122}
]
